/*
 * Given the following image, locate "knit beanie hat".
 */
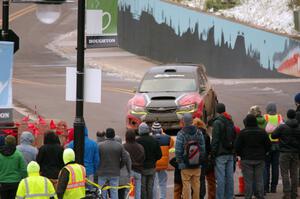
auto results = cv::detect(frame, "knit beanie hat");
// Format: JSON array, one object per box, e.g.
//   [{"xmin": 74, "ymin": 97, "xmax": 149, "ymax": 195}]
[
  {"xmin": 106, "ymin": 128, "xmax": 115, "ymax": 139},
  {"xmin": 5, "ymin": 135, "xmax": 16, "ymax": 146},
  {"xmin": 139, "ymin": 122, "xmax": 150, "ymax": 135},
  {"xmin": 151, "ymin": 122, "xmax": 162, "ymax": 134},
  {"xmin": 216, "ymin": 103, "xmax": 226, "ymax": 114},
  {"xmin": 295, "ymin": 93, "xmax": 300, "ymax": 104},
  {"xmin": 287, "ymin": 109, "xmax": 296, "ymax": 119},
  {"xmin": 248, "ymin": 105, "xmax": 262, "ymax": 117},
  {"xmin": 244, "ymin": 114, "xmax": 258, "ymax": 127},
  {"xmin": 183, "ymin": 113, "xmax": 193, "ymax": 126},
  {"xmin": 266, "ymin": 102, "xmax": 277, "ymax": 115}
]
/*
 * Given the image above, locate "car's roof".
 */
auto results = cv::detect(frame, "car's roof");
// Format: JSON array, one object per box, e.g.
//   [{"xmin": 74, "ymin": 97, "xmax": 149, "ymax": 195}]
[{"xmin": 146, "ymin": 64, "xmax": 205, "ymax": 74}]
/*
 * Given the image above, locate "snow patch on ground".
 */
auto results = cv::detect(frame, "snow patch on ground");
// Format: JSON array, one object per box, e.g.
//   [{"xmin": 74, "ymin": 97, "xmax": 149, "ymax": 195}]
[
  {"xmin": 210, "ymin": 78, "xmax": 300, "ymax": 85},
  {"xmin": 181, "ymin": 0, "xmax": 300, "ymax": 36}
]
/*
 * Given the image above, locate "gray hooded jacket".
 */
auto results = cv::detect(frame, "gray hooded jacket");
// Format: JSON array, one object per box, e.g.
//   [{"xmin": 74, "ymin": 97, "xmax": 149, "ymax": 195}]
[
  {"xmin": 115, "ymin": 136, "xmax": 132, "ymax": 185},
  {"xmin": 17, "ymin": 131, "xmax": 38, "ymax": 165}
]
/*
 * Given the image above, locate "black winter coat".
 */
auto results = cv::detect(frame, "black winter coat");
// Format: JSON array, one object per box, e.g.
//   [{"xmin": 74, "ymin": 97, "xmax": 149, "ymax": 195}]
[
  {"xmin": 235, "ymin": 127, "xmax": 271, "ymax": 160},
  {"xmin": 137, "ymin": 134, "xmax": 162, "ymax": 169},
  {"xmin": 37, "ymin": 133, "xmax": 64, "ymax": 179},
  {"xmin": 271, "ymin": 119, "xmax": 300, "ymax": 153}
]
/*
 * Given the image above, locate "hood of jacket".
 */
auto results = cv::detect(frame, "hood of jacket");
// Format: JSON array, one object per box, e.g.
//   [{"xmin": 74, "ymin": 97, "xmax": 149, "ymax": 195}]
[
  {"xmin": 20, "ymin": 131, "xmax": 35, "ymax": 145},
  {"xmin": 182, "ymin": 125, "xmax": 197, "ymax": 135},
  {"xmin": 44, "ymin": 132, "xmax": 60, "ymax": 145},
  {"xmin": 63, "ymin": 148, "xmax": 75, "ymax": 164},
  {"xmin": 266, "ymin": 102, "xmax": 277, "ymax": 115},
  {"xmin": 27, "ymin": 161, "xmax": 40, "ymax": 177},
  {"xmin": 0, "ymin": 144, "xmax": 16, "ymax": 156},
  {"xmin": 285, "ymin": 119, "xmax": 299, "ymax": 128},
  {"xmin": 84, "ymin": 127, "xmax": 88, "ymax": 137}
]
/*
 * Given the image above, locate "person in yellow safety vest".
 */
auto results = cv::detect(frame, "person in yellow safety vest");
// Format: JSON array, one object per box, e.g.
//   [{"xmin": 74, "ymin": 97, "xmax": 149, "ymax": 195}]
[
  {"xmin": 263, "ymin": 102, "xmax": 283, "ymax": 193},
  {"xmin": 56, "ymin": 148, "xmax": 86, "ymax": 199},
  {"xmin": 15, "ymin": 161, "xmax": 57, "ymax": 199}
]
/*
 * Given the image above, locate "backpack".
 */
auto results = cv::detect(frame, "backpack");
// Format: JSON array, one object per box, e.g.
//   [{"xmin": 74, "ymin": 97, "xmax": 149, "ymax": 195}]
[
  {"xmin": 183, "ymin": 129, "xmax": 203, "ymax": 168},
  {"xmin": 220, "ymin": 119, "xmax": 236, "ymax": 150}
]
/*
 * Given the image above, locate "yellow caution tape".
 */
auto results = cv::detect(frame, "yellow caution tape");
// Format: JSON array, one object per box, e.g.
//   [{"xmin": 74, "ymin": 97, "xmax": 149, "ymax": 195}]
[
  {"xmin": 169, "ymin": 148, "xmax": 175, "ymax": 153},
  {"xmin": 86, "ymin": 178, "xmax": 133, "ymax": 191}
]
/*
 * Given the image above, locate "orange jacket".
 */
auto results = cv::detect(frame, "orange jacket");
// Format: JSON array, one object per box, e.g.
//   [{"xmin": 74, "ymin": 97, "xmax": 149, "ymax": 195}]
[{"xmin": 153, "ymin": 133, "xmax": 174, "ymax": 170}]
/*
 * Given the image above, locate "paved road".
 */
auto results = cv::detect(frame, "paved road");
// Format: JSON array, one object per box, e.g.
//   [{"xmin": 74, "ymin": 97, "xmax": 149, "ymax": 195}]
[{"xmin": 2, "ymin": 3, "xmax": 300, "ymax": 199}]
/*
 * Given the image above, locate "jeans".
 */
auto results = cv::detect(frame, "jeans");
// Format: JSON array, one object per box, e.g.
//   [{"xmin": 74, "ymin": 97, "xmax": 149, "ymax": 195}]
[
  {"xmin": 153, "ymin": 170, "xmax": 168, "ymax": 199},
  {"xmin": 98, "ymin": 176, "xmax": 119, "ymax": 199},
  {"xmin": 141, "ymin": 168, "xmax": 155, "ymax": 199},
  {"xmin": 131, "ymin": 170, "xmax": 142, "ymax": 199},
  {"xmin": 181, "ymin": 168, "xmax": 201, "ymax": 199},
  {"xmin": 264, "ymin": 150, "xmax": 279, "ymax": 192},
  {"xmin": 280, "ymin": 153, "xmax": 299, "ymax": 199},
  {"xmin": 241, "ymin": 160, "xmax": 265, "ymax": 199},
  {"xmin": 215, "ymin": 155, "xmax": 234, "ymax": 199}
]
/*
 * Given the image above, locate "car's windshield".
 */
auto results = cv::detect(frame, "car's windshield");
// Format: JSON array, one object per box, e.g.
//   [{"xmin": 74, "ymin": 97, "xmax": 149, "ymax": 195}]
[{"xmin": 139, "ymin": 77, "xmax": 197, "ymax": 92}]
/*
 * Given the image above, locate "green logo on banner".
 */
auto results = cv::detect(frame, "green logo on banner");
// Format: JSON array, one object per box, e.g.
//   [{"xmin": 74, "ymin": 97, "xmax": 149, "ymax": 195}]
[{"xmin": 86, "ymin": 0, "xmax": 117, "ymax": 34}]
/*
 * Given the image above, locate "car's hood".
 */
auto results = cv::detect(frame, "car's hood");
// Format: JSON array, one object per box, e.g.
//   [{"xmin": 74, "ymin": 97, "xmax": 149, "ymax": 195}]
[{"xmin": 143, "ymin": 92, "xmax": 194, "ymax": 107}]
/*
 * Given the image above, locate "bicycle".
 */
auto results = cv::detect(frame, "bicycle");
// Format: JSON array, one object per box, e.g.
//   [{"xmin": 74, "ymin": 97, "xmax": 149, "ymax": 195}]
[
  {"xmin": 84, "ymin": 179, "xmax": 133, "ymax": 199},
  {"xmin": 84, "ymin": 179, "xmax": 109, "ymax": 199}
]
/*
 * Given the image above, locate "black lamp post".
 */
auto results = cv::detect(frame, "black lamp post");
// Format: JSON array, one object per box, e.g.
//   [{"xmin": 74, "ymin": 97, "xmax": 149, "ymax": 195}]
[
  {"xmin": 1, "ymin": 0, "xmax": 9, "ymax": 41},
  {"xmin": 74, "ymin": 0, "xmax": 85, "ymax": 165}
]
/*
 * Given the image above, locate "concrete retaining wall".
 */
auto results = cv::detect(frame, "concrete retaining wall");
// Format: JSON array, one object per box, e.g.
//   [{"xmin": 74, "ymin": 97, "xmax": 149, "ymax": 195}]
[{"xmin": 118, "ymin": 0, "xmax": 300, "ymax": 78}]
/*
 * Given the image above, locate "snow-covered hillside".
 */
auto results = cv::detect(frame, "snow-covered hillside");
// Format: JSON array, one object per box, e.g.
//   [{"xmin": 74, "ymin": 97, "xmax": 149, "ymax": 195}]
[{"xmin": 180, "ymin": 0, "xmax": 300, "ymax": 37}]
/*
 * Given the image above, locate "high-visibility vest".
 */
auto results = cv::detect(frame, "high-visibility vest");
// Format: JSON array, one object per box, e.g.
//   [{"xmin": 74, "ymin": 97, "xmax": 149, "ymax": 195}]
[
  {"xmin": 264, "ymin": 114, "xmax": 283, "ymax": 142},
  {"xmin": 16, "ymin": 176, "xmax": 57, "ymax": 199},
  {"xmin": 63, "ymin": 163, "xmax": 86, "ymax": 199}
]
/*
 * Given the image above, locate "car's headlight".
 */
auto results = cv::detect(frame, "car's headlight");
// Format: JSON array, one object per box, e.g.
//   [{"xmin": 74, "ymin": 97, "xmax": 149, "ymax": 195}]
[
  {"xmin": 177, "ymin": 104, "xmax": 196, "ymax": 113},
  {"xmin": 131, "ymin": 104, "xmax": 147, "ymax": 114}
]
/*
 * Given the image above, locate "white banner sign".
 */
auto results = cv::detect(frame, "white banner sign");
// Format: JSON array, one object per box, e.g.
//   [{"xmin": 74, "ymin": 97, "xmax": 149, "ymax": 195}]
[{"xmin": 65, "ymin": 67, "xmax": 102, "ymax": 103}]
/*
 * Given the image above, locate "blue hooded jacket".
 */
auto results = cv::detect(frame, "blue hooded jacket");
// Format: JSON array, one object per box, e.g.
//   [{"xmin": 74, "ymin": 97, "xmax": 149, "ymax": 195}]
[{"xmin": 68, "ymin": 128, "xmax": 100, "ymax": 176}]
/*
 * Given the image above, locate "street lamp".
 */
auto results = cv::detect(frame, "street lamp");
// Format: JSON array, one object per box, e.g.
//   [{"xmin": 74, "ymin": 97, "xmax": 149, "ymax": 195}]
[
  {"xmin": 35, "ymin": 3, "xmax": 62, "ymax": 24},
  {"xmin": 2, "ymin": 0, "xmax": 86, "ymax": 164}
]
